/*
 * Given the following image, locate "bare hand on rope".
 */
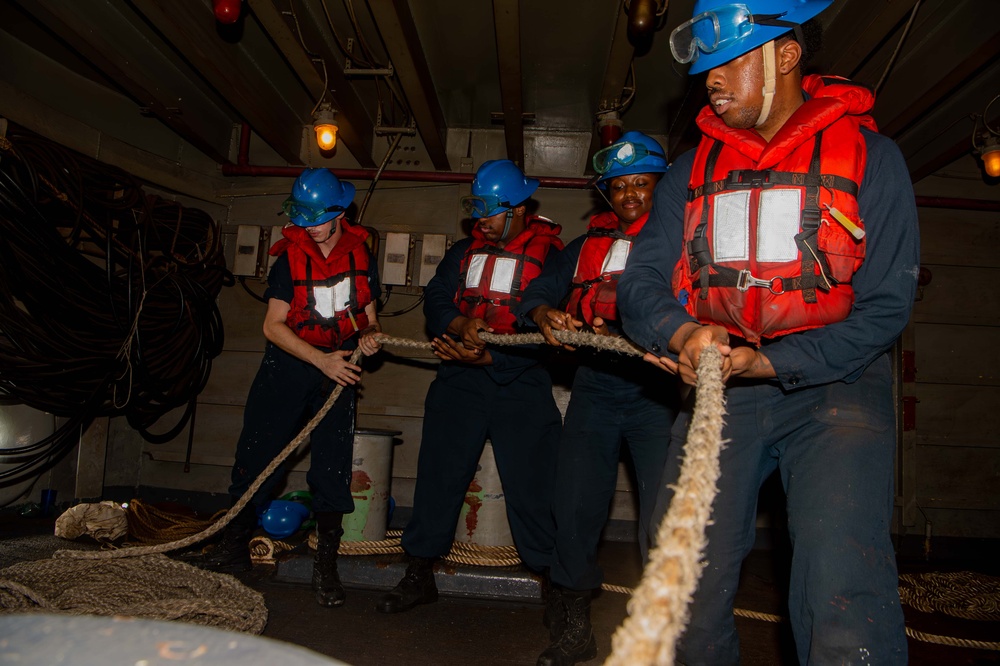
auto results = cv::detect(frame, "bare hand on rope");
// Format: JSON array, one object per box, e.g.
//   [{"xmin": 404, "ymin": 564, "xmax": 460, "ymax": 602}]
[
  {"xmin": 448, "ymin": 315, "xmax": 492, "ymax": 353},
  {"xmin": 358, "ymin": 323, "xmax": 384, "ymax": 356},
  {"xmin": 431, "ymin": 334, "xmax": 492, "ymax": 365},
  {"xmin": 529, "ymin": 304, "xmax": 584, "ymax": 350}
]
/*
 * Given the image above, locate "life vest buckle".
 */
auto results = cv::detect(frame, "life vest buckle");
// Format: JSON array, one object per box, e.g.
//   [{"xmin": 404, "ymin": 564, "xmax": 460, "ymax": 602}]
[{"xmin": 736, "ymin": 269, "xmax": 785, "ymax": 295}]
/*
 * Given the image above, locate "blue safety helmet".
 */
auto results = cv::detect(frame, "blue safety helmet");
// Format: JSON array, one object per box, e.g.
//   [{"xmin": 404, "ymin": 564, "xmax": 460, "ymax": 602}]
[
  {"xmin": 671, "ymin": 0, "xmax": 832, "ymax": 75},
  {"xmin": 281, "ymin": 168, "xmax": 356, "ymax": 227},
  {"xmin": 260, "ymin": 499, "xmax": 310, "ymax": 539},
  {"xmin": 461, "ymin": 159, "xmax": 539, "ymax": 219},
  {"xmin": 593, "ymin": 131, "xmax": 668, "ymax": 187}
]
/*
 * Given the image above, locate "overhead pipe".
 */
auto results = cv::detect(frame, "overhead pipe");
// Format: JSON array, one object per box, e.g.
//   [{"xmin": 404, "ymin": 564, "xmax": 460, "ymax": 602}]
[
  {"xmin": 226, "ymin": 119, "xmax": 1000, "ymax": 206},
  {"xmin": 221, "ymin": 162, "xmax": 594, "ymax": 188}
]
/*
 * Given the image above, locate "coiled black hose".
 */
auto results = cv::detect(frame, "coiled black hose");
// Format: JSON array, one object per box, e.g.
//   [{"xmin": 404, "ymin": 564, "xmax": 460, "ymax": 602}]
[{"xmin": 0, "ymin": 130, "xmax": 231, "ymax": 484}]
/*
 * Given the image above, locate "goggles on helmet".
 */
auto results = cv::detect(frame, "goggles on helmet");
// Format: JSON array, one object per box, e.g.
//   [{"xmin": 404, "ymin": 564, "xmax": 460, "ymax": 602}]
[
  {"xmin": 460, "ymin": 193, "xmax": 509, "ymax": 218},
  {"xmin": 280, "ymin": 198, "xmax": 346, "ymax": 225},
  {"xmin": 592, "ymin": 140, "xmax": 666, "ymax": 175},
  {"xmin": 670, "ymin": 4, "xmax": 781, "ymax": 65}
]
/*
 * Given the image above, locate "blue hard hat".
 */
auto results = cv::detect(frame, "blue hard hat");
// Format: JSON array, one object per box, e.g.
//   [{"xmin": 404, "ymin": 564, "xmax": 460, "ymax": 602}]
[
  {"xmin": 461, "ymin": 159, "xmax": 539, "ymax": 219},
  {"xmin": 260, "ymin": 499, "xmax": 310, "ymax": 539},
  {"xmin": 593, "ymin": 131, "xmax": 668, "ymax": 187},
  {"xmin": 671, "ymin": 0, "xmax": 833, "ymax": 75},
  {"xmin": 281, "ymin": 168, "xmax": 356, "ymax": 227}
]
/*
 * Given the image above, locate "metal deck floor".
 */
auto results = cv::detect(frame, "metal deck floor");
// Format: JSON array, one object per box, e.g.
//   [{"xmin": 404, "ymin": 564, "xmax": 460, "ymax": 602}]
[{"xmin": 2, "ymin": 514, "xmax": 999, "ymax": 665}]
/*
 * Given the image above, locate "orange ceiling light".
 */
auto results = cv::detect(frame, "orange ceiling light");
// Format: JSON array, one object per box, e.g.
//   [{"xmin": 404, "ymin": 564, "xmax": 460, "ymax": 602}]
[{"xmin": 313, "ymin": 103, "xmax": 339, "ymax": 152}]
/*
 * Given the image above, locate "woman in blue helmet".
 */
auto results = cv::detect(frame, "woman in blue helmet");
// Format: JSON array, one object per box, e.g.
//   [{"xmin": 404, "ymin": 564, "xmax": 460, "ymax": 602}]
[
  {"xmin": 376, "ymin": 159, "xmax": 564, "ymax": 616},
  {"xmin": 517, "ymin": 131, "xmax": 681, "ymax": 666},
  {"xmin": 196, "ymin": 168, "xmax": 383, "ymax": 611},
  {"xmin": 618, "ymin": 1, "xmax": 917, "ymax": 663}
]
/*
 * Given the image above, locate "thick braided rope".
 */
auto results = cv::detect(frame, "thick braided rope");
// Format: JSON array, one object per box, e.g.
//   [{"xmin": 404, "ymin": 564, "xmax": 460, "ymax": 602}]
[
  {"xmin": 604, "ymin": 345, "xmax": 726, "ymax": 666},
  {"xmin": 373, "ymin": 331, "xmax": 646, "ymax": 357},
  {"xmin": 55, "ymin": 348, "xmax": 365, "ymax": 559},
  {"xmin": 306, "ymin": 530, "xmax": 523, "ymax": 566}
]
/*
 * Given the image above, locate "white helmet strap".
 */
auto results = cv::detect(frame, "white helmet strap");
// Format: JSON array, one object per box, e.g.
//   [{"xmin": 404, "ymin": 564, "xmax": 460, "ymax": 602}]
[{"xmin": 756, "ymin": 40, "xmax": 777, "ymax": 128}]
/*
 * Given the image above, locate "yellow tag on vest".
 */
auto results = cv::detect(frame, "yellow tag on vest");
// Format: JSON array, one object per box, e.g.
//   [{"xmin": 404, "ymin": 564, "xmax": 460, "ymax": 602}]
[{"xmin": 824, "ymin": 204, "xmax": 865, "ymax": 240}]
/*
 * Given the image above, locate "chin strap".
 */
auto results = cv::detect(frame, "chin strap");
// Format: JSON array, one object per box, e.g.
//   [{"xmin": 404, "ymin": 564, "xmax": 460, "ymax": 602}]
[
  {"xmin": 756, "ymin": 40, "xmax": 777, "ymax": 128},
  {"xmin": 500, "ymin": 209, "xmax": 514, "ymax": 242}
]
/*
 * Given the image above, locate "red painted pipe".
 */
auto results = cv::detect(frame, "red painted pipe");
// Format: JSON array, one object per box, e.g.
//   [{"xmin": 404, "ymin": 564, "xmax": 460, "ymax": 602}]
[
  {"xmin": 220, "ymin": 163, "xmax": 595, "ymax": 188},
  {"xmin": 912, "ymin": 196, "xmax": 1000, "ymax": 212},
  {"xmin": 220, "ymin": 163, "xmax": 998, "ymax": 210}
]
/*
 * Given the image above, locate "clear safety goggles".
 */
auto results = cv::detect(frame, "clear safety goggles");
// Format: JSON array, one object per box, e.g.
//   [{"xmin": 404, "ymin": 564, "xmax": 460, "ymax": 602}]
[
  {"xmin": 670, "ymin": 3, "xmax": 761, "ymax": 64},
  {"xmin": 280, "ymin": 198, "xmax": 345, "ymax": 224},
  {"xmin": 592, "ymin": 140, "xmax": 665, "ymax": 175},
  {"xmin": 460, "ymin": 193, "xmax": 509, "ymax": 218}
]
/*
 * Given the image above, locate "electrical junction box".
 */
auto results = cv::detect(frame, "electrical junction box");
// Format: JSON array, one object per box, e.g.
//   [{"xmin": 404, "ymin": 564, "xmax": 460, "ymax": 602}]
[
  {"xmin": 419, "ymin": 234, "xmax": 447, "ymax": 287},
  {"xmin": 233, "ymin": 225, "xmax": 272, "ymax": 278},
  {"xmin": 382, "ymin": 232, "xmax": 411, "ymax": 286}
]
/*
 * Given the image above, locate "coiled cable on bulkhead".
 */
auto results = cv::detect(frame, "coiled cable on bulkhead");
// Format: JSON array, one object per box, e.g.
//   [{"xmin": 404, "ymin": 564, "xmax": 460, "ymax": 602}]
[{"xmin": 0, "ymin": 130, "xmax": 230, "ymax": 484}]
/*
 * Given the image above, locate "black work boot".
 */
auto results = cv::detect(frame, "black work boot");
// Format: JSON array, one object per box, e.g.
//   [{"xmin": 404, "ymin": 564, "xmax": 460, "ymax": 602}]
[
  {"xmin": 537, "ymin": 589, "xmax": 598, "ymax": 666},
  {"xmin": 543, "ymin": 585, "xmax": 566, "ymax": 641},
  {"xmin": 375, "ymin": 556, "xmax": 438, "ymax": 613},
  {"xmin": 190, "ymin": 504, "xmax": 256, "ymax": 574},
  {"xmin": 312, "ymin": 511, "xmax": 346, "ymax": 608}
]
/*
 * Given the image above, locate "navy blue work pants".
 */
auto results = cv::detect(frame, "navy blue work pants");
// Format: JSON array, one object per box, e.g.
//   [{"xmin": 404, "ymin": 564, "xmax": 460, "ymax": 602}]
[
  {"xmin": 550, "ymin": 363, "xmax": 678, "ymax": 591},
  {"xmin": 402, "ymin": 363, "xmax": 561, "ymax": 572},
  {"xmin": 656, "ymin": 353, "xmax": 907, "ymax": 665},
  {"xmin": 230, "ymin": 343, "xmax": 357, "ymax": 514}
]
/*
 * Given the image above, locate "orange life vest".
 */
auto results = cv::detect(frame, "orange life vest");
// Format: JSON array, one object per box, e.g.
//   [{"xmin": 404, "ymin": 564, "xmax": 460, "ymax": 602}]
[
  {"xmin": 455, "ymin": 216, "xmax": 563, "ymax": 334},
  {"xmin": 564, "ymin": 211, "xmax": 648, "ymax": 326},
  {"xmin": 269, "ymin": 222, "xmax": 373, "ymax": 349},
  {"xmin": 672, "ymin": 75, "xmax": 876, "ymax": 344}
]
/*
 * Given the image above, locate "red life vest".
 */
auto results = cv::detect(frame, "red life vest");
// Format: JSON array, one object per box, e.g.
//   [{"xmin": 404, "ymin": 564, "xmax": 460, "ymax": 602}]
[
  {"xmin": 455, "ymin": 216, "xmax": 563, "ymax": 334},
  {"xmin": 564, "ymin": 211, "xmax": 648, "ymax": 326},
  {"xmin": 269, "ymin": 222, "xmax": 373, "ymax": 349},
  {"xmin": 672, "ymin": 75, "xmax": 876, "ymax": 344}
]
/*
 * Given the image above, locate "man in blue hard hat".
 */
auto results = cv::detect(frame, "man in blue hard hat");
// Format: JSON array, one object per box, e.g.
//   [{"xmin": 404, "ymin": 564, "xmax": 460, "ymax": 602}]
[
  {"xmin": 618, "ymin": 1, "xmax": 918, "ymax": 663},
  {"xmin": 376, "ymin": 159, "xmax": 564, "ymax": 614},
  {"xmin": 518, "ymin": 131, "xmax": 681, "ymax": 665},
  {"xmin": 197, "ymin": 168, "xmax": 383, "ymax": 611}
]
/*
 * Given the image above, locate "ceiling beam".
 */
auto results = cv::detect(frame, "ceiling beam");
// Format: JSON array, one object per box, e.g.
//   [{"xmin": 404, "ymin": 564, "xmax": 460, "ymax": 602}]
[
  {"xmin": 818, "ymin": 0, "xmax": 921, "ymax": 78},
  {"xmin": 366, "ymin": 0, "xmax": 450, "ymax": 170},
  {"xmin": 907, "ymin": 108, "xmax": 1000, "ymax": 184},
  {"xmin": 128, "ymin": 0, "xmax": 308, "ymax": 165},
  {"xmin": 492, "ymin": 0, "xmax": 524, "ymax": 168},
  {"xmin": 15, "ymin": 0, "xmax": 233, "ymax": 164},
  {"xmin": 881, "ymin": 30, "xmax": 1000, "ymax": 139},
  {"xmin": 247, "ymin": 0, "xmax": 375, "ymax": 167}
]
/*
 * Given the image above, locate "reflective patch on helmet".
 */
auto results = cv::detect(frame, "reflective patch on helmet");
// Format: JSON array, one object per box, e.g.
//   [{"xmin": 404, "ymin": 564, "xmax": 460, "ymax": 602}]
[
  {"xmin": 489, "ymin": 257, "xmax": 517, "ymax": 294},
  {"xmin": 757, "ymin": 190, "xmax": 801, "ymax": 263},
  {"xmin": 712, "ymin": 191, "xmax": 750, "ymax": 262},
  {"xmin": 601, "ymin": 239, "xmax": 632, "ymax": 273},
  {"xmin": 466, "ymin": 254, "xmax": 487, "ymax": 289},
  {"xmin": 314, "ymin": 279, "xmax": 352, "ymax": 318}
]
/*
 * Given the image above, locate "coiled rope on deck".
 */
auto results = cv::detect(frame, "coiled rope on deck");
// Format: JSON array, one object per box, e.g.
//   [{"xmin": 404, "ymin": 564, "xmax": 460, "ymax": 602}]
[{"xmin": 0, "ymin": 554, "xmax": 266, "ymax": 634}]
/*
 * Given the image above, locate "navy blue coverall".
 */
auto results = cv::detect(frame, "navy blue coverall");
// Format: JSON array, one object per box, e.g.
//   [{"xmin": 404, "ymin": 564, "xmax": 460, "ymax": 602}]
[
  {"xmin": 401, "ymin": 237, "xmax": 562, "ymax": 572},
  {"xmin": 618, "ymin": 131, "xmax": 919, "ymax": 665},
  {"xmin": 518, "ymin": 235, "xmax": 679, "ymax": 592},
  {"xmin": 229, "ymin": 252, "xmax": 381, "ymax": 515}
]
